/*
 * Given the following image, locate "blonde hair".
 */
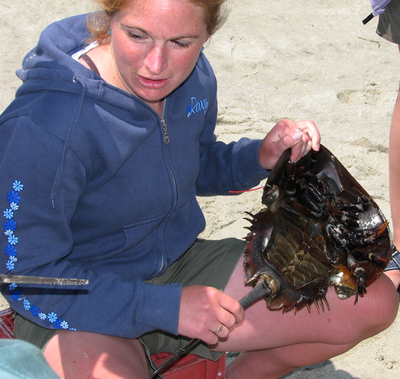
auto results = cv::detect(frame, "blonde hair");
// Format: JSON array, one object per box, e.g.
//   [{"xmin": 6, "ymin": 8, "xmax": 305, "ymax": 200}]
[{"xmin": 87, "ymin": 0, "xmax": 228, "ymax": 44}]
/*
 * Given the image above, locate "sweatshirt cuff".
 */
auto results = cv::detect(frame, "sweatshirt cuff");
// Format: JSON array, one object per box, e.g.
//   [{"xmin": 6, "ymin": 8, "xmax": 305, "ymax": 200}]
[
  {"xmin": 137, "ymin": 282, "xmax": 182, "ymax": 335},
  {"xmin": 233, "ymin": 138, "xmax": 270, "ymax": 186}
]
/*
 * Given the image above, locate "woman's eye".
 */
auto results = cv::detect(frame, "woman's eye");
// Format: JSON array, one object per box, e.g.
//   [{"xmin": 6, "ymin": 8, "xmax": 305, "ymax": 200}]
[
  {"xmin": 172, "ymin": 40, "xmax": 190, "ymax": 48},
  {"xmin": 128, "ymin": 32, "xmax": 146, "ymax": 41}
]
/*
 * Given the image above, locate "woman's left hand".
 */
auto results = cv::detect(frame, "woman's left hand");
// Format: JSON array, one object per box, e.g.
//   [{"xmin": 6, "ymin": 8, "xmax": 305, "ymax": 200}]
[{"xmin": 258, "ymin": 119, "xmax": 320, "ymax": 170}]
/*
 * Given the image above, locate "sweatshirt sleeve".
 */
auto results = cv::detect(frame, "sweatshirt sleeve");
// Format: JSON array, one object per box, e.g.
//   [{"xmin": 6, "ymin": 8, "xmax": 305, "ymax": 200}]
[
  {"xmin": 0, "ymin": 115, "xmax": 180, "ymax": 337},
  {"xmin": 196, "ymin": 83, "xmax": 270, "ymax": 196}
]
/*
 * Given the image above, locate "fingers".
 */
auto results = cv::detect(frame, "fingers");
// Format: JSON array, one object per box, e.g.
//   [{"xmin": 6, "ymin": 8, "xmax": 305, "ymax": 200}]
[
  {"xmin": 218, "ymin": 291, "xmax": 245, "ymax": 324},
  {"xmin": 210, "ymin": 299, "xmax": 242, "ymax": 340},
  {"xmin": 289, "ymin": 134, "xmax": 310, "ymax": 163},
  {"xmin": 280, "ymin": 118, "xmax": 320, "ymax": 153},
  {"xmin": 208, "ymin": 319, "xmax": 232, "ymax": 342},
  {"xmin": 295, "ymin": 119, "xmax": 321, "ymax": 152},
  {"xmin": 212, "ymin": 322, "xmax": 229, "ymax": 339},
  {"xmin": 209, "ymin": 294, "xmax": 243, "ymax": 342},
  {"xmin": 284, "ymin": 119, "xmax": 321, "ymax": 163},
  {"xmin": 178, "ymin": 286, "xmax": 244, "ymax": 345},
  {"xmin": 258, "ymin": 119, "xmax": 321, "ymax": 170}
]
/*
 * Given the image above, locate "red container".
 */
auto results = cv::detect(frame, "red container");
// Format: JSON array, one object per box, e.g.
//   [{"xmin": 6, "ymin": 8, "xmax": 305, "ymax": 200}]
[
  {"xmin": 152, "ymin": 352, "xmax": 225, "ymax": 379},
  {"xmin": 0, "ymin": 307, "xmax": 14, "ymax": 339},
  {"xmin": 0, "ymin": 308, "xmax": 226, "ymax": 378}
]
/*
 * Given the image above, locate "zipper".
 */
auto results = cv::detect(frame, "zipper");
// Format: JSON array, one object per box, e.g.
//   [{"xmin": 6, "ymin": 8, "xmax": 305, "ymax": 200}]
[
  {"xmin": 161, "ymin": 118, "xmax": 170, "ymax": 144},
  {"xmin": 160, "ymin": 102, "xmax": 170, "ymax": 144},
  {"xmin": 157, "ymin": 99, "xmax": 176, "ymax": 275}
]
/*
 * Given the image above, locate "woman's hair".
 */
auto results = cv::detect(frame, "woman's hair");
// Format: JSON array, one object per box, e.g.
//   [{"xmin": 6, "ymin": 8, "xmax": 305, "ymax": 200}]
[{"xmin": 87, "ymin": 0, "xmax": 228, "ymax": 45}]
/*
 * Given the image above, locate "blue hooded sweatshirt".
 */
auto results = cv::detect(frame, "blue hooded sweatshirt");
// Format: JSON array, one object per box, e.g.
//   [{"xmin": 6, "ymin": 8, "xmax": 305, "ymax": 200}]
[{"xmin": 0, "ymin": 14, "xmax": 268, "ymax": 337}]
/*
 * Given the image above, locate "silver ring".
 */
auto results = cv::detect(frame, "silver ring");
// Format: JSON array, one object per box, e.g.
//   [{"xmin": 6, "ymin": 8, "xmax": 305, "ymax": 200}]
[
  {"xmin": 296, "ymin": 128, "xmax": 303, "ymax": 132},
  {"xmin": 215, "ymin": 324, "xmax": 223, "ymax": 334}
]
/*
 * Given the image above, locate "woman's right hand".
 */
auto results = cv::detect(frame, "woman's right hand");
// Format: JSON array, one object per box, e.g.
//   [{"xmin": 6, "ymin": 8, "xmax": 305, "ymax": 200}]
[{"xmin": 177, "ymin": 285, "xmax": 244, "ymax": 345}]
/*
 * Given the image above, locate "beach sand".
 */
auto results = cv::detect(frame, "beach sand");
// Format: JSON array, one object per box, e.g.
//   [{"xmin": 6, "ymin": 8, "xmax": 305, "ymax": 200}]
[{"xmin": 0, "ymin": 0, "xmax": 399, "ymax": 377}]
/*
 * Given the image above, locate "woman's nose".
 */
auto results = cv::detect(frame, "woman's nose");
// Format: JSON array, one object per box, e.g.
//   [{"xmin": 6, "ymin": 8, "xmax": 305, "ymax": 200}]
[{"xmin": 143, "ymin": 46, "xmax": 166, "ymax": 75}]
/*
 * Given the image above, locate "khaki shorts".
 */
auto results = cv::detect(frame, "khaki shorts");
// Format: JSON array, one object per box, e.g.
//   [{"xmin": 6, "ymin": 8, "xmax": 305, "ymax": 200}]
[
  {"xmin": 377, "ymin": 0, "xmax": 400, "ymax": 44},
  {"xmin": 13, "ymin": 238, "xmax": 245, "ymax": 376}
]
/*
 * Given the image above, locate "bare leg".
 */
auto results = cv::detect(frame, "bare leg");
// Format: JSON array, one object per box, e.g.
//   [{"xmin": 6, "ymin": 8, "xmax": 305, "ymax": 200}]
[
  {"xmin": 214, "ymin": 256, "xmax": 399, "ymax": 379},
  {"xmin": 385, "ymin": 270, "xmax": 400, "ymax": 289},
  {"xmin": 387, "ymin": 87, "xmax": 400, "ymax": 289},
  {"xmin": 44, "ymin": 331, "xmax": 148, "ymax": 379},
  {"xmin": 226, "ymin": 341, "xmax": 358, "ymax": 379},
  {"xmin": 387, "ymin": 45, "xmax": 400, "ymax": 290}
]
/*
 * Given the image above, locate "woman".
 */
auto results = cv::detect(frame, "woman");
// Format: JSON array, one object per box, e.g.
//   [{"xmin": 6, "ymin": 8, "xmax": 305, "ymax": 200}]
[
  {"xmin": 376, "ymin": 0, "xmax": 400, "ymax": 289},
  {"xmin": 0, "ymin": 0, "xmax": 397, "ymax": 378}
]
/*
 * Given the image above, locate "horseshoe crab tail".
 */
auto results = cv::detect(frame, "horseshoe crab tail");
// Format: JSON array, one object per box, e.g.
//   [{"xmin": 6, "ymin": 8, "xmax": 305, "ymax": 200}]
[
  {"xmin": 239, "ymin": 277, "xmax": 272, "ymax": 308},
  {"xmin": 148, "ymin": 279, "xmax": 273, "ymax": 379}
]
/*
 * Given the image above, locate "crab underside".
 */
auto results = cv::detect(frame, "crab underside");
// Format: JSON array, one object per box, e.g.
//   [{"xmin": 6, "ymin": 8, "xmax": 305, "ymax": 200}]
[{"xmin": 243, "ymin": 145, "xmax": 391, "ymax": 313}]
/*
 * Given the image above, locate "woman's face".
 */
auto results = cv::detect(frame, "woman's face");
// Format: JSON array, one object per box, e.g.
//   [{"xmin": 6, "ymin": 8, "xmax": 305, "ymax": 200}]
[{"xmin": 109, "ymin": 0, "xmax": 209, "ymax": 111}]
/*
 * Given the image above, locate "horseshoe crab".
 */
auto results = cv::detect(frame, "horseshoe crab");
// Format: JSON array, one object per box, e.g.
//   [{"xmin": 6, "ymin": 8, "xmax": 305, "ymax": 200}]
[
  {"xmin": 243, "ymin": 144, "xmax": 392, "ymax": 313},
  {"xmin": 149, "ymin": 145, "xmax": 391, "ymax": 378}
]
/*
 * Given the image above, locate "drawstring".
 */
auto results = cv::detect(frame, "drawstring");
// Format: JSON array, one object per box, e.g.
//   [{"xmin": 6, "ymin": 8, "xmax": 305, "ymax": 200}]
[{"xmin": 50, "ymin": 76, "xmax": 86, "ymax": 208}]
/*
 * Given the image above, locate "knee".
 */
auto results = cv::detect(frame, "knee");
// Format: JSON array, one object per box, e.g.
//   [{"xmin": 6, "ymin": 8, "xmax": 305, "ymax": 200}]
[
  {"xmin": 327, "ymin": 275, "xmax": 398, "ymax": 344},
  {"xmin": 380, "ymin": 277, "xmax": 399, "ymax": 327},
  {"xmin": 360, "ymin": 275, "xmax": 399, "ymax": 334}
]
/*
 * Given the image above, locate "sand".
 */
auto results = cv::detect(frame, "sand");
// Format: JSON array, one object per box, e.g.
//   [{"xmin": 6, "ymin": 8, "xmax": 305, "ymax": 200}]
[{"xmin": 0, "ymin": 0, "xmax": 399, "ymax": 378}]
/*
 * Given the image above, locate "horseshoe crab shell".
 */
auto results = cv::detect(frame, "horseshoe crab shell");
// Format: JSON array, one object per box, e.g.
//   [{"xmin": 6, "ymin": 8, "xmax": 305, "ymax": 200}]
[{"xmin": 243, "ymin": 145, "xmax": 391, "ymax": 313}]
